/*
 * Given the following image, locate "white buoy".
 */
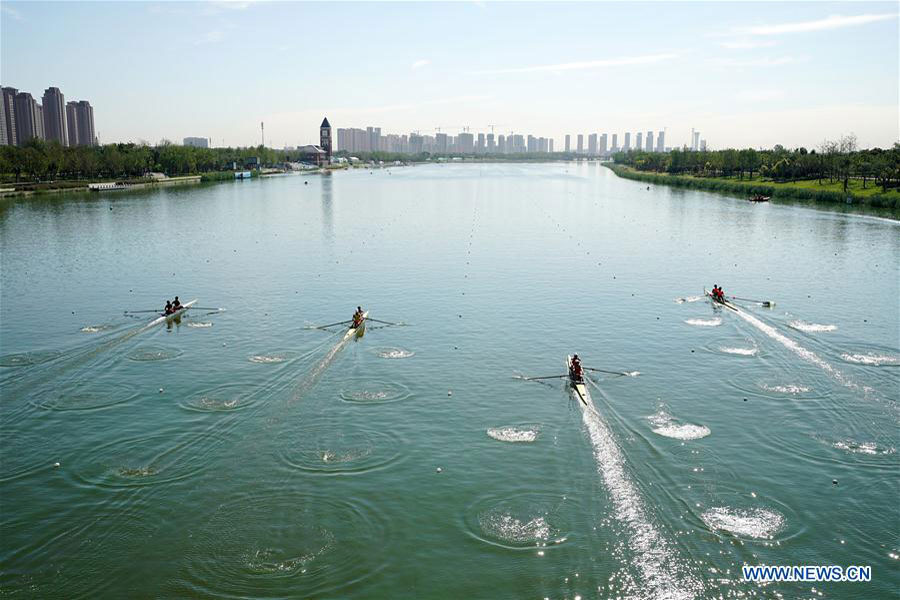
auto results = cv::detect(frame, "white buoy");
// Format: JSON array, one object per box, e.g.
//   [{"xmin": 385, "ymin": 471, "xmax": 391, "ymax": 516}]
[
  {"xmin": 436, "ymin": 467, "xmax": 442, "ymax": 473},
  {"xmin": 53, "ymin": 462, "xmax": 60, "ymax": 468},
  {"xmin": 447, "ymin": 390, "xmax": 452, "ymax": 396},
  {"xmin": 159, "ymin": 388, "xmax": 164, "ymax": 393}
]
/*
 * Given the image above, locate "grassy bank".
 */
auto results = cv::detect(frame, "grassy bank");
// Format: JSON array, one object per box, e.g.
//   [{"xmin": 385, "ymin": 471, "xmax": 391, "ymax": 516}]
[{"xmin": 606, "ymin": 164, "xmax": 900, "ymax": 209}]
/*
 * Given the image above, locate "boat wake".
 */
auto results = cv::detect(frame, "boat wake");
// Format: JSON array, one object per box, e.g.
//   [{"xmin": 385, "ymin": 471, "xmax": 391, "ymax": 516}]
[
  {"xmin": 684, "ymin": 317, "xmax": 721, "ymax": 327},
  {"xmin": 580, "ymin": 389, "xmax": 701, "ymax": 599},
  {"xmin": 841, "ymin": 352, "xmax": 900, "ymax": 366},
  {"xmin": 675, "ymin": 296, "xmax": 702, "ymax": 304},
  {"xmin": 648, "ymin": 409, "xmax": 711, "ymax": 440},
  {"xmin": 701, "ymin": 506, "xmax": 785, "ymax": 540},
  {"xmin": 718, "ymin": 345, "xmax": 758, "ymax": 356},
  {"xmin": 788, "ymin": 320, "xmax": 837, "ymax": 333},
  {"xmin": 486, "ymin": 425, "xmax": 540, "ymax": 443}
]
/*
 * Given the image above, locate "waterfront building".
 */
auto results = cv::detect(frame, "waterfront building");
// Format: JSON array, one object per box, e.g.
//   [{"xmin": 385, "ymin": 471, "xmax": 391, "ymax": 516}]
[
  {"xmin": 69, "ymin": 100, "xmax": 96, "ymax": 146},
  {"xmin": 320, "ymin": 117, "xmax": 332, "ymax": 159},
  {"xmin": 656, "ymin": 130, "xmax": 665, "ymax": 153},
  {"xmin": 700, "ymin": 139, "xmax": 707, "ymax": 151},
  {"xmin": 646, "ymin": 131, "xmax": 654, "ymax": 152},
  {"xmin": 576, "ymin": 134, "xmax": 583, "ymax": 154},
  {"xmin": 65, "ymin": 103, "xmax": 78, "ymax": 146},
  {"xmin": 435, "ymin": 132, "xmax": 448, "ymax": 153},
  {"xmin": 41, "ymin": 87, "xmax": 68, "ymax": 146},
  {"xmin": 183, "ymin": 136, "xmax": 209, "ymax": 148},
  {"xmin": 588, "ymin": 133, "xmax": 597, "ymax": 155},
  {"xmin": 526, "ymin": 135, "xmax": 537, "ymax": 152},
  {"xmin": 624, "ymin": 132, "xmax": 631, "ymax": 151},
  {"xmin": 1, "ymin": 87, "xmax": 17, "ymax": 146},
  {"xmin": 13, "ymin": 92, "xmax": 42, "ymax": 143},
  {"xmin": 635, "ymin": 132, "xmax": 642, "ymax": 153},
  {"xmin": 549, "ymin": 139, "xmax": 553, "ymax": 153},
  {"xmin": 497, "ymin": 134, "xmax": 506, "ymax": 153},
  {"xmin": 600, "ymin": 133, "xmax": 608, "ymax": 155},
  {"xmin": 564, "ymin": 134, "xmax": 570, "ymax": 152},
  {"xmin": 476, "ymin": 132, "xmax": 485, "ymax": 153},
  {"xmin": 458, "ymin": 132, "xmax": 474, "ymax": 153},
  {"xmin": 691, "ymin": 129, "xmax": 700, "ymax": 151},
  {"xmin": 508, "ymin": 134, "xmax": 525, "ymax": 153},
  {"xmin": 611, "ymin": 134, "xmax": 618, "ymax": 151},
  {"xmin": 486, "ymin": 133, "xmax": 495, "ymax": 153},
  {"xmin": 409, "ymin": 133, "xmax": 424, "ymax": 154}
]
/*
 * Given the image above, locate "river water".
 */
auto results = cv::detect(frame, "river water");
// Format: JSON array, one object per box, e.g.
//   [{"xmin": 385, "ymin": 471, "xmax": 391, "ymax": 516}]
[{"xmin": 1, "ymin": 162, "xmax": 898, "ymax": 598}]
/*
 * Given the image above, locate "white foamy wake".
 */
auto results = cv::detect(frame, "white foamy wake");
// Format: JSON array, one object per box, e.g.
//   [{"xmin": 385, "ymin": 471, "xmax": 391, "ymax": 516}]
[
  {"xmin": 685, "ymin": 318, "xmax": 721, "ymax": 327},
  {"xmin": 187, "ymin": 322, "xmax": 213, "ymax": 328},
  {"xmin": 719, "ymin": 346, "xmax": 758, "ymax": 356},
  {"xmin": 833, "ymin": 440, "xmax": 896, "ymax": 456},
  {"xmin": 649, "ymin": 410, "xmax": 711, "ymax": 440},
  {"xmin": 487, "ymin": 426, "xmax": 539, "ymax": 443},
  {"xmin": 702, "ymin": 507, "xmax": 785, "ymax": 539},
  {"xmin": 80, "ymin": 326, "xmax": 101, "ymax": 333},
  {"xmin": 249, "ymin": 354, "xmax": 287, "ymax": 364},
  {"xmin": 733, "ymin": 310, "xmax": 855, "ymax": 390},
  {"xmin": 761, "ymin": 383, "xmax": 811, "ymax": 394},
  {"xmin": 789, "ymin": 320, "xmax": 837, "ymax": 333},
  {"xmin": 582, "ymin": 404, "xmax": 700, "ymax": 599},
  {"xmin": 675, "ymin": 296, "xmax": 702, "ymax": 304},
  {"xmin": 841, "ymin": 352, "xmax": 900, "ymax": 366}
]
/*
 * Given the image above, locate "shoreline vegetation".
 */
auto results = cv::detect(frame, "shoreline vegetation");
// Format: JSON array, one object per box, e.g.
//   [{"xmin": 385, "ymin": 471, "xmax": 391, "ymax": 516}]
[{"xmin": 609, "ymin": 139, "xmax": 900, "ymax": 209}]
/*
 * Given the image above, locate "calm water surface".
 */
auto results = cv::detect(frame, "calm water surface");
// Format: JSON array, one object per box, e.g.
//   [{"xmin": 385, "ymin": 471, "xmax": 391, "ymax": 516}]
[{"xmin": 1, "ymin": 163, "xmax": 898, "ymax": 598}]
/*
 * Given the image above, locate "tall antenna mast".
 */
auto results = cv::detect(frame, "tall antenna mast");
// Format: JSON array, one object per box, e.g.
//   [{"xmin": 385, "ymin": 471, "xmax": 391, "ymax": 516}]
[{"xmin": 261, "ymin": 121, "xmax": 265, "ymax": 147}]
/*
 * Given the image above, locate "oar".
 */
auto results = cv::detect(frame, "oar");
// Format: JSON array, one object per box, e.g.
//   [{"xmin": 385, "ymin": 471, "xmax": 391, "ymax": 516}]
[
  {"xmin": 583, "ymin": 367, "xmax": 640, "ymax": 377},
  {"xmin": 729, "ymin": 296, "xmax": 775, "ymax": 307},
  {"xmin": 367, "ymin": 318, "xmax": 406, "ymax": 326},
  {"xmin": 191, "ymin": 306, "xmax": 225, "ymax": 311},
  {"xmin": 124, "ymin": 309, "xmax": 162, "ymax": 314},
  {"xmin": 308, "ymin": 319, "xmax": 352, "ymax": 330},
  {"xmin": 515, "ymin": 374, "xmax": 568, "ymax": 381}
]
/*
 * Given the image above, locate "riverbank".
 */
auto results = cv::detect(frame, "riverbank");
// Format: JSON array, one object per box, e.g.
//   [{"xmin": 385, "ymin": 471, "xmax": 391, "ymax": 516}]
[{"xmin": 605, "ymin": 164, "xmax": 900, "ymax": 209}]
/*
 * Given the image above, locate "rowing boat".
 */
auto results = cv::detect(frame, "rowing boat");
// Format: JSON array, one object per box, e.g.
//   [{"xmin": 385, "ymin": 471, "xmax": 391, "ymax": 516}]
[
  {"xmin": 147, "ymin": 299, "xmax": 197, "ymax": 327},
  {"xmin": 704, "ymin": 289, "xmax": 738, "ymax": 312},
  {"xmin": 566, "ymin": 355, "xmax": 591, "ymax": 407},
  {"xmin": 342, "ymin": 311, "xmax": 368, "ymax": 341}
]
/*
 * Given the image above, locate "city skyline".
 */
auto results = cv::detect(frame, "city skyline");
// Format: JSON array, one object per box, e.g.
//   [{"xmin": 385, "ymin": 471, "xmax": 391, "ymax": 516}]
[
  {"xmin": 1, "ymin": 2, "xmax": 897, "ymax": 149},
  {"xmin": 1, "ymin": 82, "xmax": 96, "ymax": 147}
]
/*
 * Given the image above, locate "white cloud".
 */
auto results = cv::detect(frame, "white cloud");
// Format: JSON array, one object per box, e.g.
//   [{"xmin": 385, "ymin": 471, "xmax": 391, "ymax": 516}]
[
  {"xmin": 473, "ymin": 53, "xmax": 678, "ymax": 75},
  {"xmin": 739, "ymin": 13, "xmax": 897, "ymax": 36},
  {"xmin": 721, "ymin": 40, "xmax": 777, "ymax": 49},
  {"xmin": 710, "ymin": 56, "xmax": 802, "ymax": 67},
  {"xmin": 411, "ymin": 59, "xmax": 430, "ymax": 70},
  {"xmin": 736, "ymin": 89, "xmax": 785, "ymax": 102}
]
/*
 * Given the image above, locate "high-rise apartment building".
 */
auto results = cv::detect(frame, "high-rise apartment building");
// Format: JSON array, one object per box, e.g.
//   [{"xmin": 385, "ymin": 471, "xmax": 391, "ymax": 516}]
[
  {"xmin": 588, "ymin": 133, "xmax": 598, "ymax": 155},
  {"xmin": 1, "ymin": 87, "xmax": 17, "ymax": 146},
  {"xmin": 65, "ymin": 102, "xmax": 78, "ymax": 146},
  {"xmin": 183, "ymin": 137, "xmax": 209, "ymax": 148},
  {"xmin": 635, "ymin": 132, "xmax": 643, "ymax": 153},
  {"xmin": 41, "ymin": 87, "xmax": 68, "ymax": 146},
  {"xmin": 700, "ymin": 139, "xmax": 707, "ymax": 152},
  {"xmin": 611, "ymin": 134, "xmax": 618, "ymax": 151},
  {"xmin": 71, "ymin": 100, "xmax": 95, "ymax": 146},
  {"xmin": 457, "ymin": 132, "xmax": 474, "ymax": 153},
  {"xmin": 435, "ymin": 132, "xmax": 448, "ymax": 153},
  {"xmin": 476, "ymin": 132, "xmax": 485, "ymax": 153},
  {"xmin": 549, "ymin": 139, "xmax": 553, "ymax": 153},
  {"xmin": 624, "ymin": 132, "xmax": 631, "ymax": 151},
  {"xmin": 497, "ymin": 134, "xmax": 506, "ymax": 153},
  {"xmin": 656, "ymin": 130, "xmax": 665, "ymax": 153},
  {"xmin": 564, "ymin": 134, "xmax": 570, "ymax": 152},
  {"xmin": 13, "ymin": 92, "xmax": 42, "ymax": 143},
  {"xmin": 646, "ymin": 131, "xmax": 654, "ymax": 152},
  {"xmin": 691, "ymin": 129, "xmax": 700, "ymax": 151},
  {"xmin": 576, "ymin": 134, "xmax": 584, "ymax": 154},
  {"xmin": 600, "ymin": 134, "xmax": 608, "ymax": 155},
  {"xmin": 486, "ymin": 133, "xmax": 495, "ymax": 153}
]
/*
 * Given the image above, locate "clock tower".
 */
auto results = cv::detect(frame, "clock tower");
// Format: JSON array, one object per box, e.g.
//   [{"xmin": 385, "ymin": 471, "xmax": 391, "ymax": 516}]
[{"xmin": 319, "ymin": 117, "xmax": 332, "ymax": 162}]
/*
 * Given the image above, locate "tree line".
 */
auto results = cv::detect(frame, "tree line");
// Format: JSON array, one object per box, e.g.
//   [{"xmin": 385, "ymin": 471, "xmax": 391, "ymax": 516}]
[
  {"xmin": 613, "ymin": 136, "xmax": 900, "ymax": 194},
  {"xmin": 0, "ymin": 139, "xmax": 296, "ymax": 183}
]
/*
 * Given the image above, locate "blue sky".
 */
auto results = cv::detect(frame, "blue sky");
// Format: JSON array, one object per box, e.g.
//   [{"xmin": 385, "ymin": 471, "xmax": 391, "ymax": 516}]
[{"xmin": 2, "ymin": 1, "xmax": 897, "ymax": 149}]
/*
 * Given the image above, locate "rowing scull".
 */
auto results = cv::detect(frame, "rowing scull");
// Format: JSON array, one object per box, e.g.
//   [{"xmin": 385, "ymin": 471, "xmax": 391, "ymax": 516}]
[
  {"xmin": 566, "ymin": 355, "xmax": 591, "ymax": 407},
  {"xmin": 342, "ymin": 311, "xmax": 368, "ymax": 341},
  {"xmin": 146, "ymin": 299, "xmax": 197, "ymax": 328}
]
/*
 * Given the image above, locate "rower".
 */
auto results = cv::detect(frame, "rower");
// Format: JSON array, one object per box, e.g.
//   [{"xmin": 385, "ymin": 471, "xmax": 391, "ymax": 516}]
[
  {"xmin": 352, "ymin": 306, "xmax": 364, "ymax": 328},
  {"xmin": 173, "ymin": 296, "xmax": 182, "ymax": 310},
  {"xmin": 164, "ymin": 300, "xmax": 174, "ymax": 315},
  {"xmin": 571, "ymin": 354, "xmax": 584, "ymax": 381}
]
